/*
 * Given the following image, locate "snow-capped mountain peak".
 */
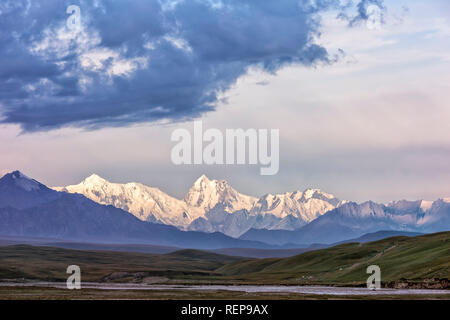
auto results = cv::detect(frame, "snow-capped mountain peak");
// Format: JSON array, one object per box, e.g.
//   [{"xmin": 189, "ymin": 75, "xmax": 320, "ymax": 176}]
[
  {"xmin": 184, "ymin": 175, "xmax": 257, "ymax": 213},
  {"xmin": 301, "ymin": 188, "xmax": 337, "ymax": 201},
  {"xmin": 193, "ymin": 174, "xmax": 210, "ymax": 187},
  {"xmin": 420, "ymin": 200, "xmax": 434, "ymax": 211},
  {"xmin": 82, "ymin": 173, "xmax": 108, "ymax": 185},
  {"xmin": 3, "ymin": 170, "xmax": 42, "ymax": 191},
  {"xmin": 250, "ymin": 188, "xmax": 342, "ymax": 221},
  {"xmin": 302, "ymin": 188, "xmax": 320, "ymax": 199},
  {"xmin": 54, "ymin": 175, "xmax": 191, "ymax": 225}
]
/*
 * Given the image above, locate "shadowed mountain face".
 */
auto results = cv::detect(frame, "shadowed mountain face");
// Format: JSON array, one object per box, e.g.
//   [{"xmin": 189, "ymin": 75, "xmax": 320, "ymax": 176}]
[
  {"xmin": 0, "ymin": 171, "xmax": 60, "ymax": 209},
  {"xmin": 0, "ymin": 171, "xmax": 273, "ymax": 250}
]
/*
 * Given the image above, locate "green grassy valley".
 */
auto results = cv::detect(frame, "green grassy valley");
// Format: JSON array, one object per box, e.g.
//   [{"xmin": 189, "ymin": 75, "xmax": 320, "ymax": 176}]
[
  {"xmin": 0, "ymin": 232, "xmax": 449, "ymax": 289},
  {"xmin": 217, "ymin": 232, "xmax": 450, "ymax": 287}
]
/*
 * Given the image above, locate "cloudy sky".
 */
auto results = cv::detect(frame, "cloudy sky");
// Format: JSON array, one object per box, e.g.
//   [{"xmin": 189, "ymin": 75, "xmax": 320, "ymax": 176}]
[{"xmin": 1, "ymin": 0, "xmax": 450, "ymax": 203}]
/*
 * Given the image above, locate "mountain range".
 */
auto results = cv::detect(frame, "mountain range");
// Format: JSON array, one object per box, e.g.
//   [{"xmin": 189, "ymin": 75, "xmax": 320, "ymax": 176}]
[
  {"xmin": 1, "ymin": 170, "xmax": 449, "ymax": 247},
  {"xmin": 240, "ymin": 199, "xmax": 450, "ymax": 245},
  {"xmin": 0, "ymin": 171, "xmax": 272, "ymax": 249},
  {"xmin": 55, "ymin": 174, "xmax": 343, "ymax": 237}
]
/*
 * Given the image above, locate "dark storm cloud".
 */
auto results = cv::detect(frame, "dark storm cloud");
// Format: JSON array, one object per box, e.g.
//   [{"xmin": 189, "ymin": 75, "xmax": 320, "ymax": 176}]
[{"xmin": 0, "ymin": 0, "xmax": 384, "ymax": 131}]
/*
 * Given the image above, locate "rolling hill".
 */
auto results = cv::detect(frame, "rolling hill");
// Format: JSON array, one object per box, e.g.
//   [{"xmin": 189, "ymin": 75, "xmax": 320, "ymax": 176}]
[
  {"xmin": 0, "ymin": 245, "xmax": 244, "ymax": 282},
  {"xmin": 219, "ymin": 231, "xmax": 450, "ymax": 287}
]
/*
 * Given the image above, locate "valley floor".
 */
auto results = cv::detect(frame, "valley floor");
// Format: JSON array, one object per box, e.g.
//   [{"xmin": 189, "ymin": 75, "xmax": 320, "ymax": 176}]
[
  {"xmin": 0, "ymin": 285, "xmax": 449, "ymax": 300},
  {"xmin": 0, "ymin": 232, "xmax": 448, "ymax": 300}
]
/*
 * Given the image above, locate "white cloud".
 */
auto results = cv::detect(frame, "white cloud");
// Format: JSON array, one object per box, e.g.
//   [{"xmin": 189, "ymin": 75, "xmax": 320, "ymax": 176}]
[
  {"xmin": 164, "ymin": 35, "xmax": 193, "ymax": 53},
  {"xmin": 79, "ymin": 48, "xmax": 148, "ymax": 77},
  {"xmin": 30, "ymin": 22, "xmax": 148, "ymax": 81}
]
